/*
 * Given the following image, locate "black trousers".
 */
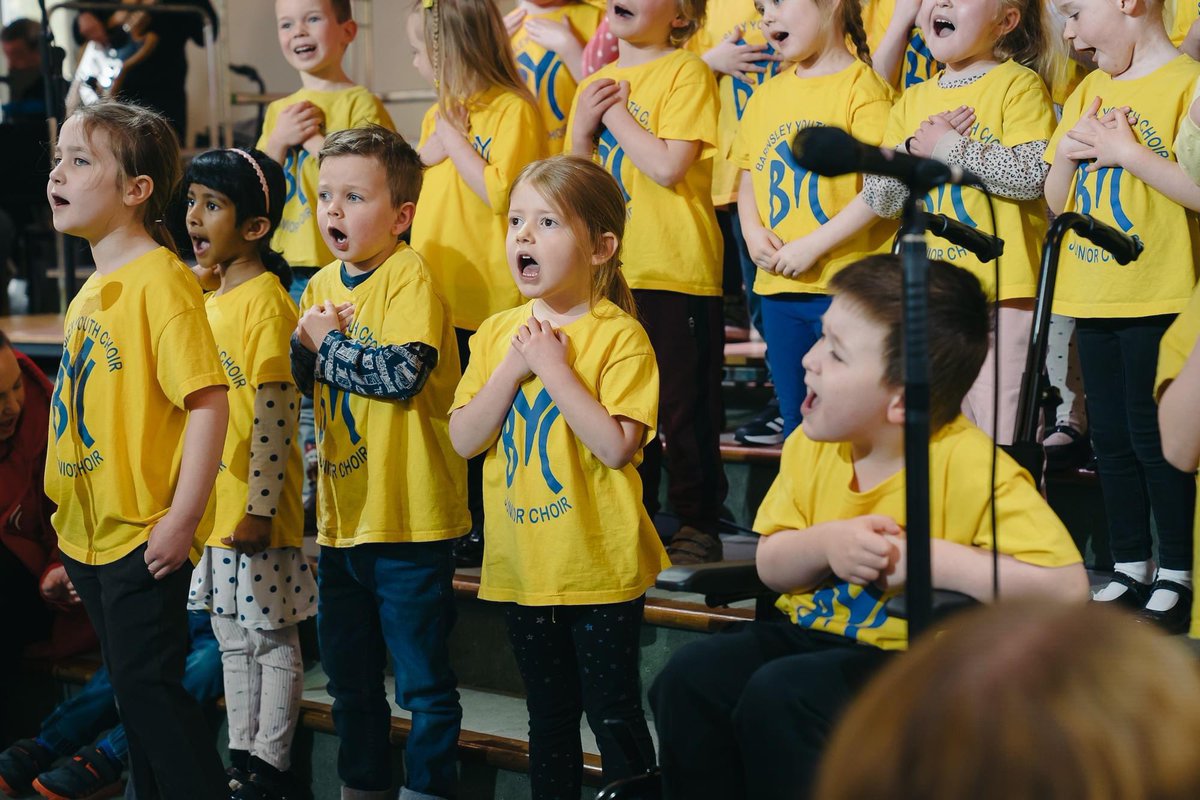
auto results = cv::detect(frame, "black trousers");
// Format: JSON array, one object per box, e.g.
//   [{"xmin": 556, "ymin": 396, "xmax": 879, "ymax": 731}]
[
  {"xmin": 1076, "ymin": 316, "xmax": 1196, "ymax": 570},
  {"xmin": 632, "ymin": 290, "xmax": 728, "ymax": 534},
  {"xmin": 61, "ymin": 545, "xmax": 226, "ymax": 800},
  {"xmin": 504, "ymin": 597, "xmax": 654, "ymax": 800},
  {"xmin": 649, "ymin": 621, "xmax": 893, "ymax": 800},
  {"xmin": 456, "ymin": 326, "xmax": 486, "ymax": 532}
]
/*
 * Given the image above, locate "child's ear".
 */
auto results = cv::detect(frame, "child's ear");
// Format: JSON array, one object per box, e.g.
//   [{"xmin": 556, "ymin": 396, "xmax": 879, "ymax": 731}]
[
  {"xmin": 996, "ymin": 6, "xmax": 1020, "ymax": 37},
  {"xmin": 885, "ymin": 390, "xmax": 905, "ymax": 425},
  {"xmin": 123, "ymin": 174, "xmax": 153, "ymax": 208},
  {"xmin": 241, "ymin": 216, "xmax": 272, "ymax": 243},
  {"xmin": 341, "ymin": 18, "xmax": 359, "ymax": 45},
  {"xmin": 591, "ymin": 232, "xmax": 619, "ymax": 266},
  {"xmin": 391, "ymin": 201, "xmax": 416, "ymax": 237}
]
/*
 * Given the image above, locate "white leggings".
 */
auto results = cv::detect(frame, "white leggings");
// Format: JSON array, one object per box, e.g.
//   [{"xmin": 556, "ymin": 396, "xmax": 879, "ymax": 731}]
[{"xmin": 210, "ymin": 616, "xmax": 305, "ymax": 771}]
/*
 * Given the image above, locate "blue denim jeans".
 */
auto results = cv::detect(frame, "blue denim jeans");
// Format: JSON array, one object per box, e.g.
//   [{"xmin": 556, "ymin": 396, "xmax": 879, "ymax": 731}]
[
  {"xmin": 317, "ymin": 542, "xmax": 461, "ymax": 797},
  {"xmin": 760, "ymin": 293, "xmax": 833, "ymax": 437},
  {"xmin": 39, "ymin": 611, "xmax": 223, "ymax": 763}
]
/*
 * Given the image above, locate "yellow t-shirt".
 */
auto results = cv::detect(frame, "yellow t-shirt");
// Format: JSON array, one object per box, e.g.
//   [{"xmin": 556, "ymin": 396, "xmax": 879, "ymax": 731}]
[
  {"xmin": 411, "ymin": 87, "xmax": 546, "ymax": 331},
  {"xmin": 46, "ymin": 248, "xmax": 228, "ymax": 565},
  {"xmin": 883, "ymin": 61, "xmax": 1056, "ymax": 300},
  {"xmin": 451, "ymin": 300, "xmax": 670, "ymax": 605},
  {"xmin": 1169, "ymin": 0, "xmax": 1200, "ymax": 46},
  {"xmin": 732, "ymin": 61, "xmax": 895, "ymax": 295},
  {"xmin": 510, "ymin": 2, "xmax": 603, "ymax": 154},
  {"xmin": 1154, "ymin": 283, "xmax": 1200, "ymax": 637},
  {"xmin": 257, "ymin": 85, "xmax": 395, "ymax": 269},
  {"xmin": 567, "ymin": 48, "xmax": 724, "ymax": 295},
  {"xmin": 300, "ymin": 244, "xmax": 470, "ymax": 546},
  {"xmin": 754, "ymin": 416, "xmax": 1083, "ymax": 651},
  {"xmin": 204, "ymin": 272, "xmax": 304, "ymax": 550},
  {"xmin": 688, "ymin": 0, "xmax": 784, "ymax": 205},
  {"xmin": 1047, "ymin": 55, "xmax": 1200, "ymax": 318},
  {"xmin": 862, "ymin": 0, "xmax": 940, "ymax": 90}
]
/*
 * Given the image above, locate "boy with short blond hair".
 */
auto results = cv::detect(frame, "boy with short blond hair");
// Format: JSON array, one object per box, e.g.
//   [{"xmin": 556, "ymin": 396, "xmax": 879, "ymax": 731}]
[
  {"xmin": 289, "ymin": 126, "xmax": 469, "ymax": 800},
  {"xmin": 650, "ymin": 255, "xmax": 1088, "ymax": 800}
]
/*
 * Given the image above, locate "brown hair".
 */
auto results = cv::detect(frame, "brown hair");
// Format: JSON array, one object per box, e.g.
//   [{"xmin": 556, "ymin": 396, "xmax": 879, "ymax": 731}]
[
  {"xmin": 817, "ymin": 601, "xmax": 1200, "ymax": 800},
  {"xmin": 995, "ymin": 0, "xmax": 1067, "ymax": 88},
  {"xmin": 840, "ymin": 0, "xmax": 871, "ymax": 66},
  {"xmin": 413, "ymin": 0, "xmax": 534, "ymax": 123},
  {"xmin": 510, "ymin": 156, "xmax": 636, "ymax": 317},
  {"xmin": 829, "ymin": 254, "xmax": 988, "ymax": 430},
  {"xmin": 318, "ymin": 125, "xmax": 424, "ymax": 208},
  {"xmin": 328, "ymin": 0, "xmax": 352, "ymax": 22},
  {"xmin": 671, "ymin": 0, "xmax": 707, "ymax": 47},
  {"xmin": 69, "ymin": 100, "xmax": 182, "ymax": 254}
]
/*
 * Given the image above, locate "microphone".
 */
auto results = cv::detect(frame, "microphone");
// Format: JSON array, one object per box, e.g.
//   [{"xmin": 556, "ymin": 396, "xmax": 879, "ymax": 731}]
[
  {"xmin": 1063, "ymin": 213, "xmax": 1143, "ymax": 265},
  {"xmin": 792, "ymin": 126, "xmax": 982, "ymax": 190},
  {"xmin": 922, "ymin": 212, "xmax": 1004, "ymax": 262}
]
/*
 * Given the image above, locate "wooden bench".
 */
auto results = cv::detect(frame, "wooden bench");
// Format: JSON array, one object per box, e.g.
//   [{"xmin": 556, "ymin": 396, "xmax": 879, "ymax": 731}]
[{"xmin": 0, "ymin": 313, "xmax": 65, "ymax": 361}]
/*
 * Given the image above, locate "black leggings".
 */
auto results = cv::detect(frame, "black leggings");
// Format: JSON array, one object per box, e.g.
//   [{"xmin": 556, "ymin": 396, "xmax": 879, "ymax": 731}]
[
  {"xmin": 504, "ymin": 597, "xmax": 653, "ymax": 800},
  {"xmin": 1076, "ymin": 316, "xmax": 1196, "ymax": 570}
]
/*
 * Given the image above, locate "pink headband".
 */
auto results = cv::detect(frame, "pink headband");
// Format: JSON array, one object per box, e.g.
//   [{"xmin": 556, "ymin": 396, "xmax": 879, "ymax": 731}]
[{"xmin": 229, "ymin": 148, "xmax": 270, "ymax": 214}]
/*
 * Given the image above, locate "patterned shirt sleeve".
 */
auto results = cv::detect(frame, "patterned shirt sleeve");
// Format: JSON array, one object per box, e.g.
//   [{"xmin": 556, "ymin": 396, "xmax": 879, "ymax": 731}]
[
  {"xmin": 315, "ymin": 333, "xmax": 438, "ymax": 400},
  {"xmin": 246, "ymin": 382, "xmax": 298, "ymax": 517},
  {"xmin": 940, "ymin": 137, "xmax": 1049, "ymax": 201}
]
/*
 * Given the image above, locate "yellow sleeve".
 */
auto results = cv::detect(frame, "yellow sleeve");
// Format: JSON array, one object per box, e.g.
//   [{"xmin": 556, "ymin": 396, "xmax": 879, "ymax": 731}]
[
  {"xmin": 1157, "ymin": 284, "xmax": 1200, "ymax": 395},
  {"xmin": 156, "ymin": 307, "xmax": 228, "ymax": 409},
  {"xmin": 349, "ymin": 91, "xmax": 396, "ymax": 131},
  {"xmin": 416, "ymin": 104, "xmax": 437, "ymax": 149},
  {"xmin": 449, "ymin": 323, "xmax": 495, "ymax": 413},
  {"xmin": 297, "ymin": 276, "xmax": 316, "ymax": 314},
  {"xmin": 848, "ymin": 90, "xmax": 895, "ymax": 147},
  {"xmin": 729, "ymin": 88, "xmax": 760, "ymax": 169},
  {"xmin": 752, "ymin": 433, "xmax": 812, "ymax": 534},
  {"xmin": 999, "ymin": 76, "xmax": 1057, "ymax": 147},
  {"xmin": 657, "ymin": 66, "xmax": 719, "ymax": 154},
  {"xmin": 969, "ymin": 457, "xmax": 1082, "ymax": 567},
  {"xmin": 256, "ymin": 99, "xmax": 287, "ymax": 155},
  {"xmin": 881, "ymin": 92, "xmax": 913, "ymax": 149},
  {"xmin": 482, "ymin": 98, "xmax": 547, "ymax": 213},
  {"xmin": 383, "ymin": 276, "xmax": 442, "ymax": 351},
  {"xmin": 597, "ymin": 349, "xmax": 659, "ymax": 446},
  {"xmin": 244, "ymin": 314, "xmax": 297, "ymax": 387}
]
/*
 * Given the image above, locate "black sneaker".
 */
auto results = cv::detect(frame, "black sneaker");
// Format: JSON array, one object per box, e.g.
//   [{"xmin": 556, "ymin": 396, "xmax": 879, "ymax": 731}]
[
  {"xmin": 232, "ymin": 757, "xmax": 306, "ymax": 800},
  {"xmin": 734, "ymin": 400, "xmax": 784, "ymax": 447},
  {"xmin": 453, "ymin": 526, "xmax": 485, "ymax": 568},
  {"xmin": 0, "ymin": 739, "xmax": 55, "ymax": 797},
  {"xmin": 31, "ymin": 745, "xmax": 123, "ymax": 800}
]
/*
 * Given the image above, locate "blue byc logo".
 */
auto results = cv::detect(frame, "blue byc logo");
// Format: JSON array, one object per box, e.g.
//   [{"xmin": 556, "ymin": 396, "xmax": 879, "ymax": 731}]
[{"xmin": 501, "ymin": 387, "xmax": 563, "ymax": 494}]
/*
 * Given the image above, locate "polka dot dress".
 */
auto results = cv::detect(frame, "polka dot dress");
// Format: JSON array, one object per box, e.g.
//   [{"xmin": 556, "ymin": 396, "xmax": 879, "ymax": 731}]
[{"xmin": 188, "ymin": 546, "xmax": 317, "ymax": 631}]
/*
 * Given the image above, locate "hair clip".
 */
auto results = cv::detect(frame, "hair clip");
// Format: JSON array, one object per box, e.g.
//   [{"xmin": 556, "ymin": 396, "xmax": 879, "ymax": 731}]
[{"xmin": 423, "ymin": 0, "xmax": 435, "ymax": 9}]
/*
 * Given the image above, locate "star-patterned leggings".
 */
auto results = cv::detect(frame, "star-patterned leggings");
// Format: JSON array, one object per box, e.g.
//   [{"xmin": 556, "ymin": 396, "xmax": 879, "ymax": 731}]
[{"xmin": 504, "ymin": 596, "xmax": 654, "ymax": 800}]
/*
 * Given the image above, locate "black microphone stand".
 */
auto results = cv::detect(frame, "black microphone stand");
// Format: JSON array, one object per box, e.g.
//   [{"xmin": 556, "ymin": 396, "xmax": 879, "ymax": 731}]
[
  {"xmin": 896, "ymin": 194, "xmax": 936, "ymax": 639},
  {"xmin": 1015, "ymin": 212, "xmax": 1144, "ymax": 443}
]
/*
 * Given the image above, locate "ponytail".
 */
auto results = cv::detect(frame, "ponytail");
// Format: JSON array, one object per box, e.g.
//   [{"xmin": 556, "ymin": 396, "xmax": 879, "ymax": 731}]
[
  {"xmin": 262, "ymin": 248, "xmax": 293, "ymax": 291},
  {"xmin": 842, "ymin": 0, "xmax": 872, "ymax": 66},
  {"xmin": 593, "ymin": 257, "xmax": 637, "ymax": 318}
]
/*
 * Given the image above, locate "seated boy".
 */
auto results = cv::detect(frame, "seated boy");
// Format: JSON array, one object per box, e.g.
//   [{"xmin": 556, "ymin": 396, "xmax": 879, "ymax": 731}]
[
  {"xmin": 0, "ymin": 611, "xmax": 222, "ymax": 800},
  {"xmin": 649, "ymin": 254, "xmax": 1089, "ymax": 800},
  {"xmin": 289, "ymin": 126, "xmax": 470, "ymax": 800}
]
